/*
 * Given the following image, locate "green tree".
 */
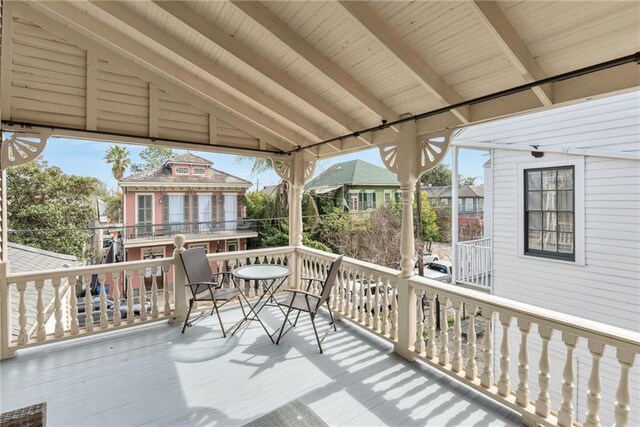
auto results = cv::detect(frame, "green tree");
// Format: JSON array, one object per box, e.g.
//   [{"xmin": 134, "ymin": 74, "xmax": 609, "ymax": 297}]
[
  {"xmin": 420, "ymin": 163, "xmax": 478, "ymax": 187},
  {"xmin": 130, "ymin": 146, "xmax": 174, "ymax": 173},
  {"xmin": 7, "ymin": 157, "xmax": 103, "ymax": 258},
  {"xmin": 420, "ymin": 163, "xmax": 452, "ymax": 187},
  {"xmin": 104, "ymin": 145, "xmax": 131, "ymax": 181}
]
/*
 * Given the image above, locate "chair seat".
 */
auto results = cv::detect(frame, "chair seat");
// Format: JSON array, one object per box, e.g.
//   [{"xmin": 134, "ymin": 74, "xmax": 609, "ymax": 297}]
[
  {"xmin": 278, "ymin": 292, "xmax": 320, "ymax": 313},
  {"xmin": 193, "ymin": 287, "xmax": 241, "ymax": 301}
]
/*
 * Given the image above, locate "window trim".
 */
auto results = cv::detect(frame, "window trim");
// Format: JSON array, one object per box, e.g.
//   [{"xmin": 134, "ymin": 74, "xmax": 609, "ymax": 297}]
[
  {"xmin": 192, "ymin": 167, "xmax": 206, "ymax": 175},
  {"xmin": 135, "ymin": 193, "xmax": 154, "ymax": 225},
  {"xmin": 175, "ymin": 166, "xmax": 189, "ymax": 175},
  {"xmin": 517, "ymin": 158, "xmax": 585, "ymax": 265},
  {"xmin": 524, "ymin": 166, "xmax": 575, "ymax": 261}
]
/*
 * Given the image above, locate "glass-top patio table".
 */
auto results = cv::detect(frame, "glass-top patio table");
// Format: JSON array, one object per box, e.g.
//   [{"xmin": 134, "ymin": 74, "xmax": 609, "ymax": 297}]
[{"xmin": 229, "ymin": 264, "xmax": 293, "ymax": 342}]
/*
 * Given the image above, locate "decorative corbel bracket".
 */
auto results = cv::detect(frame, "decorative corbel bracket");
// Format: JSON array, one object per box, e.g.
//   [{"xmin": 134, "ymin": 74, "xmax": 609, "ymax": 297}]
[
  {"xmin": 272, "ymin": 154, "xmax": 316, "ymax": 185},
  {"xmin": 1, "ymin": 130, "xmax": 51, "ymax": 170},
  {"xmin": 378, "ymin": 127, "xmax": 453, "ymax": 183}
]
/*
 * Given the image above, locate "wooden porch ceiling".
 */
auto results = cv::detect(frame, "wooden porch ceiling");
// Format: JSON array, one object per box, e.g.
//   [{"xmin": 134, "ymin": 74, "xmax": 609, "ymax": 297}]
[{"xmin": 1, "ymin": 1, "xmax": 638, "ymax": 159}]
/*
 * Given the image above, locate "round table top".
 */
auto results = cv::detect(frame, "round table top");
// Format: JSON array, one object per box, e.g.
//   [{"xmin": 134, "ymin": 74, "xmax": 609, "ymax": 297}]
[{"xmin": 232, "ymin": 264, "xmax": 292, "ymax": 280}]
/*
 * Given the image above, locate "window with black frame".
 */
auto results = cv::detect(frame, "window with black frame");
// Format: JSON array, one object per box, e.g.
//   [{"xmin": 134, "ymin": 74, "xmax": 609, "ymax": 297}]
[{"xmin": 525, "ymin": 166, "xmax": 575, "ymax": 260}]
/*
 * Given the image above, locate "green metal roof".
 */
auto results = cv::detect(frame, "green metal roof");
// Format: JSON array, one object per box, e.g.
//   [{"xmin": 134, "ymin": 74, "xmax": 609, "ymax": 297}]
[{"xmin": 306, "ymin": 159, "xmax": 399, "ymax": 190}]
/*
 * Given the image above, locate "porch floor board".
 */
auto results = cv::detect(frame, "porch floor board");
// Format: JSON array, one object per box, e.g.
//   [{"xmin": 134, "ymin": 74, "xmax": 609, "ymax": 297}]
[{"xmin": 1, "ymin": 304, "xmax": 520, "ymax": 426}]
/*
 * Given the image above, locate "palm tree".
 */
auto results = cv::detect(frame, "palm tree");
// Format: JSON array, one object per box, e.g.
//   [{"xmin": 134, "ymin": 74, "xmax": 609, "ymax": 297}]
[{"xmin": 104, "ymin": 145, "xmax": 131, "ymax": 188}]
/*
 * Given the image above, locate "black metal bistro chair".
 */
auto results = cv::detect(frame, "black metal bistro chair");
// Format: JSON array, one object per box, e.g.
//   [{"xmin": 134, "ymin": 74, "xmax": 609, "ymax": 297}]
[
  {"xmin": 178, "ymin": 247, "xmax": 245, "ymax": 336},
  {"xmin": 276, "ymin": 256, "xmax": 343, "ymax": 353}
]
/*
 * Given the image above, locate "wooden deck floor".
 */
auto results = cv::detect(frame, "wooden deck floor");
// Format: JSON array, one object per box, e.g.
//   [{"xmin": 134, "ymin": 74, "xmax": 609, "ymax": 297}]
[{"xmin": 1, "ymin": 304, "xmax": 521, "ymax": 426}]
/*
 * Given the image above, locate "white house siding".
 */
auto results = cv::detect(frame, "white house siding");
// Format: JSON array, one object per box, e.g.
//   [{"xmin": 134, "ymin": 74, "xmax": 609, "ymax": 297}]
[{"xmin": 455, "ymin": 92, "xmax": 640, "ymax": 426}]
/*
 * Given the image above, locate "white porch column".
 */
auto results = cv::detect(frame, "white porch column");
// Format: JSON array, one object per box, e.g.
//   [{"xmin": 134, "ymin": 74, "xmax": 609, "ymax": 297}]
[
  {"xmin": 170, "ymin": 234, "xmax": 188, "ymax": 324},
  {"xmin": 451, "ymin": 145, "xmax": 459, "ymax": 284},
  {"xmin": 272, "ymin": 152, "xmax": 316, "ymax": 288},
  {"xmin": 288, "ymin": 152, "xmax": 305, "ymax": 247},
  {"xmin": 378, "ymin": 121, "xmax": 451, "ymax": 360}
]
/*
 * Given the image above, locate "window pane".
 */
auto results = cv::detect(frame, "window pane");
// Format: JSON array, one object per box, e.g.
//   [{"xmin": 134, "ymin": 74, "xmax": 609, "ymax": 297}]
[
  {"xmin": 558, "ymin": 212, "xmax": 574, "ymax": 233},
  {"xmin": 527, "ymin": 171, "xmax": 541, "ymax": 190},
  {"xmin": 542, "ymin": 191, "xmax": 556, "ymax": 210},
  {"xmin": 558, "ymin": 233, "xmax": 574, "ymax": 253},
  {"xmin": 558, "ymin": 169, "xmax": 573, "ymax": 190},
  {"xmin": 543, "ymin": 232, "xmax": 557, "ymax": 252},
  {"xmin": 528, "ymin": 192, "xmax": 541, "ymax": 210},
  {"xmin": 528, "ymin": 231, "xmax": 542, "ymax": 250},
  {"xmin": 528, "ymin": 212, "xmax": 542, "ymax": 230},
  {"xmin": 542, "ymin": 170, "xmax": 557, "ymax": 190},
  {"xmin": 544, "ymin": 212, "xmax": 557, "ymax": 231},
  {"xmin": 558, "ymin": 191, "xmax": 573, "ymax": 211}
]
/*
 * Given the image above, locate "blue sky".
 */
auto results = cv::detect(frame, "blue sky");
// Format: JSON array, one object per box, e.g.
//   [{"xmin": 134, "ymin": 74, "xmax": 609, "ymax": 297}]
[{"xmin": 42, "ymin": 137, "xmax": 488, "ymax": 193}]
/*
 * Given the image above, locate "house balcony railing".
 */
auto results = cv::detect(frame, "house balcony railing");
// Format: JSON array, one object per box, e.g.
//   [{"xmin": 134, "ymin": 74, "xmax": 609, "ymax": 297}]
[
  {"xmin": 456, "ymin": 237, "xmax": 492, "ymax": 289},
  {"xmin": 1, "ymin": 238, "xmax": 638, "ymax": 427},
  {"xmin": 123, "ymin": 219, "xmax": 258, "ymax": 243}
]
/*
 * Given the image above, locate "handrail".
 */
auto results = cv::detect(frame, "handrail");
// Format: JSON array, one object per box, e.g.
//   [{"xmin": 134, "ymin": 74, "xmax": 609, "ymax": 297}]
[
  {"xmin": 297, "ymin": 246, "xmax": 401, "ymax": 278},
  {"xmin": 409, "ymin": 274, "xmax": 640, "ymax": 353},
  {"xmin": 7, "ymin": 257, "xmax": 174, "ymax": 282},
  {"xmin": 457, "ymin": 237, "xmax": 491, "ymax": 245}
]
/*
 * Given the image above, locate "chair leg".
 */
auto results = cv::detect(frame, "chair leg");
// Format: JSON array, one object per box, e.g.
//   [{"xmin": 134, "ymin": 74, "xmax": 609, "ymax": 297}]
[
  {"xmin": 310, "ymin": 313, "xmax": 323, "ymax": 354},
  {"xmin": 293, "ymin": 310, "xmax": 302, "ymax": 327},
  {"xmin": 326, "ymin": 302, "xmax": 337, "ymax": 331},
  {"xmin": 238, "ymin": 296, "xmax": 246, "ymax": 317},
  {"xmin": 276, "ymin": 307, "xmax": 294, "ymax": 345},
  {"xmin": 182, "ymin": 298, "xmax": 194, "ymax": 333},
  {"xmin": 213, "ymin": 299, "xmax": 226, "ymax": 337}
]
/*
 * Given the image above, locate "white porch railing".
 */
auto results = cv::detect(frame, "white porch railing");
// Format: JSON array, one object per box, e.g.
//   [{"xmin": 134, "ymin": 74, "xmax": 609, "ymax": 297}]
[
  {"xmin": 456, "ymin": 237, "xmax": 492, "ymax": 289},
  {"xmin": 1, "ymin": 242, "xmax": 638, "ymax": 427},
  {"xmin": 0, "ymin": 245, "xmax": 293, "ymax": 358}
]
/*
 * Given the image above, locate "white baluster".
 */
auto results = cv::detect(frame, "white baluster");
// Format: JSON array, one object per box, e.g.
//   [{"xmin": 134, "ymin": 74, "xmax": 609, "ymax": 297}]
[
  {"xmin": 613, "ymin": 348, "xmax": 635, "ymax": 427},
  {"xmin": 465, "ymin": 305, "xmax": 477, "ymax": 379},
  {"xmin": 53, "ymin": 277, "xmax": 63, "ymax": 338},
  {"xmin": 126, "ymin": 270, "xmax": 134, "ymax": 324},
  {"xmin": 414, "ymin": 288, "xmax": 425, "ymax": 354},
  {"xmin": 339, "ymin": 270, "xmax": 347, "ymax": 314},
  {"xmin": 584, "ymin": 340, "xmax": 605, "ymax": 427},
  {"xmin": 390, "ymin": 283, "xmax": 398, "ymax": 341},
  {"xmin": 84, "ymin": 275, "xmax": 93, "ymax": 332},
  {"xmin": 373, "ymin": 274, "xmax": 381, "ymax": 331},
  {"xmin": 515, "ymin": 319, "xmax": 531, "ymax": 408},
  {"xmin": 358, "ymin": 271, "xmax": 365, "ymax": 323},
  {"xmin": 163, "ymin": 265, "xmax": 171, "ymax": 316},
  {"xmin": 99, "ymin": 273, "xmax": 108, "ymax": 329},
  {"xmin": 350, "ymin": 269, "xmax": 358, "ymax": 319},
  {"xmin": 17, "ymin": 282, "xmax": 28, "ymax": 344},
  {"xmin": 451, "ymin": 299, "xmax": 463, "ymax": 373},
  {"xmin": 69, "ymin": 276, "xmax": 79, "ymax": 335},
  {"xmin": 35, "ymin": 280, "xmax": 46, "ymax": 341},
  {"xmin": 382, "ymin": 277, "xmax": 390, "ymax": 336},
  {"xmin": 113, "ymin": 271, "xmax": 121, "ymax": 327},
  {"xmin": 439, "ymin": 296, "xmax": 450, "ymax": 366},
  {"xmin": 138, "ymin": 270, "xmax": 148, "ymax": 321},
  {"xmin": 426, "ymin": 291, "xmax": 437, "ymax": 360},
  {"xmin": 481, "ymin": 309, "xmax": 494, "ymax": 388},
  {"xmin": 151, "ymin": 265, "xmax": 159, "ymax": 319},
  {"xmin": 535, "ymin": 325, "xmax": 553, "ymax": 417},
  {"xmin": 558, "ymin": 332, "xmax": 578, "ymax": 427},
  {"xmin": 497, "ymin": 314, "xmax": 512, "ymax": 397}
]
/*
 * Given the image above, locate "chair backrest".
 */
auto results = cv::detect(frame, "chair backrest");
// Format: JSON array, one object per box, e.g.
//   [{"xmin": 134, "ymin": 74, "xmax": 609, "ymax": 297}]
[
  {"xmin": 317, "ymin": 256, "xmax": 343, "ymax": 309},
  {"xmin": 179, "ymin": 247, "xmax": 213, "ymax": 286}
]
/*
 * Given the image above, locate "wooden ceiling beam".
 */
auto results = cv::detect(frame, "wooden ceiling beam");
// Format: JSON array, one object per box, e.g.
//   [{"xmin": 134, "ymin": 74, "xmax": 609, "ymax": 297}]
[
  {"xmin": 338, "ymin": 1, "xmax": 470, "ymax": 124},
  {"xmin": 469, "ymin": 1, "xmax": 553, "ymax": 107},
  {"xmin": 154, "ymin": 0, "xmax": 373, "ymax": 150},
  {"xmin": 12, "ymin": 1, "xmax": 294, "ymax": 154},
  {"xmin": 229, "ymin": 0, "xmax": 398, "ymax": 125},
  {"xmin": 91, "ymin": 0, "xmax": 334, "ymax": 149}
]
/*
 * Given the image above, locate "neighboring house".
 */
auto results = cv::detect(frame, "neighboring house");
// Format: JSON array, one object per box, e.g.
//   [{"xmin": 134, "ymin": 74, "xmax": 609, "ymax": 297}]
[
  {"xmin": 7, "ymin": 243, "xmax": 77, "ymax": 339},
  {"xmin": 423, "ymin": 185, "xmax": 484, "ymax": 217},
  {"xmin": 259, "ymin": 185, "xmax": 279, "ymax": 196},
  {"xmin": 120, "ymin": 153, "xmax": 257, "ymax": 263},
  {"xmin": 452, "ymin": 90, "xmax": 640, "ymax": 426},
  {"xmin": 305, "ymin": 159, "xmax": 400, "ymax": 211}
]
